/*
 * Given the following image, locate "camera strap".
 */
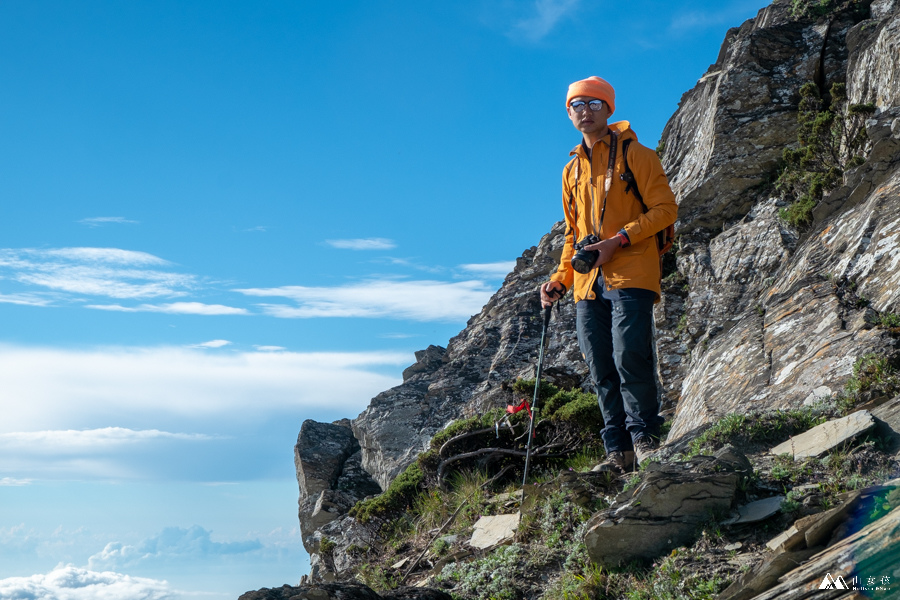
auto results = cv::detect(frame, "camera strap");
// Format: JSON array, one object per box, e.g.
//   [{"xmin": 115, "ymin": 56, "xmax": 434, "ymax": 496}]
[
  {"xmin": 568, "ymin": 130, "xmax": 620, "ymax": 250},
  {"xmin": 595, "ymin": 130, "xmax": 619, "ymax": 235}
]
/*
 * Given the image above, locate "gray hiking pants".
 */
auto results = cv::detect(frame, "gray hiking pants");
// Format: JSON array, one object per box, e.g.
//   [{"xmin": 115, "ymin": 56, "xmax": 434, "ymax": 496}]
[{"xmin": 575, "ymin": 283, "xmax": 663, "ymax": 453}]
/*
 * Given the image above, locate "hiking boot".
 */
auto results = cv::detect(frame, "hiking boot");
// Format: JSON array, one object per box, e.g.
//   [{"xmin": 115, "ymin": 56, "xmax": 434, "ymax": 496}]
[
  {"xmin": 591, "ymin": 450, "xmax": 636, "ymax": 475},
  {"xmin": 634, "ymin": 435, "xmax": 660, "ymax": 465}
]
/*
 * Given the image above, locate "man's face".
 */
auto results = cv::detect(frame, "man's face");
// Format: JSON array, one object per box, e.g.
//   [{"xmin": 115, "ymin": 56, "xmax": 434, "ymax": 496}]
[{"xmin": 567, "ymin": 95, "xmax": 609, "ymax": 139}]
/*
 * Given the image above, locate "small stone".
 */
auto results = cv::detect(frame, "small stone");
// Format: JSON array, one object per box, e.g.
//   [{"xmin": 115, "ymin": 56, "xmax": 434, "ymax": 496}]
[
  {"xmin": 724, "ymin": 542, "xmax": 743, "ymax": 551},
  {"xmin": 769, "ymin": 411, "xmax": 876, "ymax": 459},
  {"xmin": 730, "ymin": 496, "xmax": 784, "ymax": 525},
  {"xmin": 469, "ymin": 514, "xmax": 520, "ymax": 549}
]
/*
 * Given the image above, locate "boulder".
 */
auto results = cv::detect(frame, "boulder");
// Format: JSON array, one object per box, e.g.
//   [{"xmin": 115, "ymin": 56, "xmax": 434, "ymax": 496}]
[
  {"xmin": 238, "ymin": 583, "xmax": 452, "ymax": 600},
  {"xmin": 401, "ymin": 346, "xmax": 446, "ymax": 382},
  {"xmin": 295, "ymin": 420, "xmax": 359, "ymax": 501},
  {"xmin": 582, "ymin": 447, "xmax": 750, "ymax": 566},
  {"xmin": 295, "ymin": 422, "xmax": 380, "ymax": 551}
]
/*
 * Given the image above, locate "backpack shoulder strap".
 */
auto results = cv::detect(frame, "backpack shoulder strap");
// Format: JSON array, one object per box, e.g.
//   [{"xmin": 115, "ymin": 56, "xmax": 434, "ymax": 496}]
[
  {"xmin": 620, "ymin": 139, "xmax": 645, "ymax": 206},
  {"xmin": 621, "ymin": 139, "xmax": 676, "ymax": 257},
  {"xmin": 563, "ymin": 156, "xmax": 580, "ymax": 242}
]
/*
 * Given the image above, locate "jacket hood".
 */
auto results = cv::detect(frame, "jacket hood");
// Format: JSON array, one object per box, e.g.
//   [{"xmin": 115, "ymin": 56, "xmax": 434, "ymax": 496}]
[
  {"xmin": 569, "ymin": 121, "xmax": 638, "ymax": 157},
  {"xmin": 610, "ymin": 120, "xmax": 636, "ymax": 141}
]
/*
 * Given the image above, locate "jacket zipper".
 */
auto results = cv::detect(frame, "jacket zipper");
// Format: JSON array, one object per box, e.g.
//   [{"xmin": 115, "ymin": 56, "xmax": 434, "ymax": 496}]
[{"xmin": 587, "ymin": 146, "xmax": 599, "ymax": 299}]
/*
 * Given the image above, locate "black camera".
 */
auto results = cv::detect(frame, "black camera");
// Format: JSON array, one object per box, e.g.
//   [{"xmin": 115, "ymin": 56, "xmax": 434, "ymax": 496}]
[{"xmin": 571, "ymin": 234, "xmax": 600, "ymax": 274}]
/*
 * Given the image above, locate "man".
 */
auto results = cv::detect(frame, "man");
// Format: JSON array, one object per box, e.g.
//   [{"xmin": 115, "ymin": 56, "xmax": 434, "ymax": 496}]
[{"xmin": 539, "ymin": 76, "xmax": 678, "ymax": 474}]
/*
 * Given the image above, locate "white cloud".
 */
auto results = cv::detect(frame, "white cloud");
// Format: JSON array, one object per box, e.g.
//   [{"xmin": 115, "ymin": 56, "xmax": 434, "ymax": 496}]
[
  {"xmin": 0, "ymin": 565, "xmax": 177, "ymax": 600},
  {"xmin": 37, "ymin": 248, "xmax": 166, "ymax": 266},
  {"xmin": 325, "ymin": 238, "xmax": 396, "ymax": 250},
  {"xmin": 78, "ymin": 217, "xmax": 139, "ymax": 227},
  {"xmin": 0, "ymin": 292, "xmax": 53, "ymax": 307},
  {"xmin": 0, "ymin": 477, "xmax": 32, "ymax": 486},
  {"xmin": 237, "ymin": 279, "xmax": 494, "ymax": 321},
  {"xmin": 191, "ymin": 340, "xmax": 232, "ymax": 349},
  {"xmin": 0, "ymin": 248, "xmax": 194, "ymax": 299},
  {"xmin": 88, "ymin": 302, "xmax": 249, "ymax": 315},
  {"xmin": 0, "ymin": 344, "xmax": 407, "ymax": 435},
  {"xmin": 0, "ymin": 428, "xmax": 216, "ymax": 453},
  {"xmin": 253, "ymin": 345, "xmax": 286, "ymax": 352},
  {"xmin": 511, "ymin": 0, "xmax": 581, "ymax": 42},
  {"xmin": 88, "ymin": 526, "xmax": 261, "ymax": 571},
  {"xmin": 459, "ymin": 261, "xmax": 516, "ymax": 278}
]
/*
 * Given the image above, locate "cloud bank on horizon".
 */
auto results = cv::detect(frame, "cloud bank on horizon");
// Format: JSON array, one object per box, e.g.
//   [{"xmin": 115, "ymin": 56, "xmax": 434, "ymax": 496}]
[
  {"xmin": 0, "ymin": 565, "xmax": 178, "ymax": 600},
  {"xmin": 0, "ymin": 520, "xmax": 304, "ymax": 600}
]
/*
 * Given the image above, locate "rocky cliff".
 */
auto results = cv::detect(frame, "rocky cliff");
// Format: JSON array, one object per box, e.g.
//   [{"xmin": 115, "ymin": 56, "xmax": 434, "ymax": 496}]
[{"xmin": 249, "ymin": 0, "xmax": 900, "ymax": 597}]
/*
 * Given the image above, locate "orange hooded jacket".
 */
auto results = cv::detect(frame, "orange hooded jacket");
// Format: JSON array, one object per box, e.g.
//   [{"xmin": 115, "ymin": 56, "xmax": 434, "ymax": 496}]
[{"xmin": 549, "ymin": 121, "xmax": 678, "ymax": 303}]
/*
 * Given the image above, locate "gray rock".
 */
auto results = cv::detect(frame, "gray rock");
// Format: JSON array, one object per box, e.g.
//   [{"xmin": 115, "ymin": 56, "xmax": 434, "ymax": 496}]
[
  {"xmin": 468, "ymin": 513, "xmax": 520, "ymax": 550},
  {"xmin": 718, "ymin": 547, "xmax": 821, "ymax": 600},
  {"xmin": 237, "ymin": 583, "xmax": 452, "ymax": 600},
  {"xmin": 295, "ymin": 420, "xmax": 358, "ymax": 501},
  {"xmin": 582, "ymin": 447, "xmax": 750, "ymax": 566},
  {"xmin": 748, "ymin": 501, "xmax": 900, "ymax": 599},
  {"xmin": 238, "ymin": 582, "xmax": 382, "ymax": 600},
  {"xmin": 401, "ymin": 346, "xmax": 446, "ymax": 382},
  {"xmin": 295, "ymin": 422, "xmax": 381, "ymax": 552},
  {"xmin": 659, "ymin": 2, "xmax": 866, "ymax": 233},
  {"xmin": 728, "ymin": 495, "xmax": 785, "ymax": 525},
  {"xmin": 872, "ymin": 396, "xmax": 900, "ymax": 453},
  {"xmin": 660, "ymin": 0, "xmax": 900, "ymax": 443},
  {"xmin": 308, "ymin": 515, "xmax": 378, "ymax": 581},
  {"xmin": 668, "ymin": 170, "xmax": 900, "ymax": 440},
  {"xmin": 769, "ymin": 410, "xmax": 877, "ymax": 458},
  {"xmin": 334, "ymin": 450, "xmax": 382, "ymax": 498},
  {"xmin": 847, "ymin": 8, "xmax": 900, "ymax": 110}
]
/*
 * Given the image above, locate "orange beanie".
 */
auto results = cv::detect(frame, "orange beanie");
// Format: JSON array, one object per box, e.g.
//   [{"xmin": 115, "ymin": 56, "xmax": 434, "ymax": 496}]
[{"xmin": 566, "ymin": 76, "xmax": 615, "ymax": 116}]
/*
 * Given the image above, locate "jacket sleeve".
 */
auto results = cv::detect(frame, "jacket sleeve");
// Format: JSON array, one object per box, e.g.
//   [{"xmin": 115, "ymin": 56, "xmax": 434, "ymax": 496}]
[
  {"xmin": 549, "ymin": 161, "xmax": 577, "ymax": 292},
  {"xmin": 621, "ymin": 143, "xmax": 678, "ymax": 245}
]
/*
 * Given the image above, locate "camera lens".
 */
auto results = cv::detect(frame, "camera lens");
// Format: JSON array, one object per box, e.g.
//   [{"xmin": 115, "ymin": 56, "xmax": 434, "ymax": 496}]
[{"xmin": 571, "ymin": 254, "xmax": 595, "ymax": 274}]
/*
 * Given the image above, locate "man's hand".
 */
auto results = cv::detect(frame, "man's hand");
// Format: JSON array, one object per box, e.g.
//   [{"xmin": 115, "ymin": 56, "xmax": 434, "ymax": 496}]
[
  {"xmin": 540, "ymin": 281, "xmax": 565, "ymax": 308},
  {"xmin": 584, "ymin": 237, "xmax": 622, "ymax": 269}
]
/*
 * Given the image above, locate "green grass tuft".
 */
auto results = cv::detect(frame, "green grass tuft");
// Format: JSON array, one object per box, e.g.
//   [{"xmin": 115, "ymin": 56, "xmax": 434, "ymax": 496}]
[{"xmin": 349, "ymin": 462, "xmax": 425, "ymax": 523}]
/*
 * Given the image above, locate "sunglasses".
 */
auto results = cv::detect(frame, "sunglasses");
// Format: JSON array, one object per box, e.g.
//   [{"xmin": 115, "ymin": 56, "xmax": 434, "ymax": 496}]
[{"xmin": 569, "ymin": 100, "xmax": 604, "ymax": 113}]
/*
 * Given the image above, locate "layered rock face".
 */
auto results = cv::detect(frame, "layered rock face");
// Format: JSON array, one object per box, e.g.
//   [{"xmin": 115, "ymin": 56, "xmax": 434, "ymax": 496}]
[
  {"xmin": 663, "ymin": 0, "xmax": 900, "ymax": 441},
  {"xmin": 292, "ymin": 0, "xmax": 900, "ymax": 583}
]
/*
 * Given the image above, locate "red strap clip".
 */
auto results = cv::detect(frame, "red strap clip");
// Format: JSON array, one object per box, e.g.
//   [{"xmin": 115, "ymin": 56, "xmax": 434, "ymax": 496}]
[{"xmin": 506, "ymin": 399, "xmax": 532, "ymax": 419}]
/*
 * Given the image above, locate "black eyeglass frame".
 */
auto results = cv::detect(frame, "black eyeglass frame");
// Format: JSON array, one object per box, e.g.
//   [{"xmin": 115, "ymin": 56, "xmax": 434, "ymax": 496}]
[{"xmin": 569, "ymin": 100, "xmax": 604, "ymax": 113}]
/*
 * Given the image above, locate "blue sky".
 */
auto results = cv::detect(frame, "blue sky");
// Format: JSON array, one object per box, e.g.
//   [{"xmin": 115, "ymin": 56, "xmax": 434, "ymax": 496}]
[{"xmin": 0, "ymin": 1, "xmax": 771, "ymax": 598}]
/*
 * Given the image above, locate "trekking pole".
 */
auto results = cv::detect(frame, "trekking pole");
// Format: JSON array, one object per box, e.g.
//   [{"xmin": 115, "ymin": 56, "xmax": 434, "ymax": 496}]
[{"xmin": 522, "ymin": 304, "xmax": 553, "ymax": 487}]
